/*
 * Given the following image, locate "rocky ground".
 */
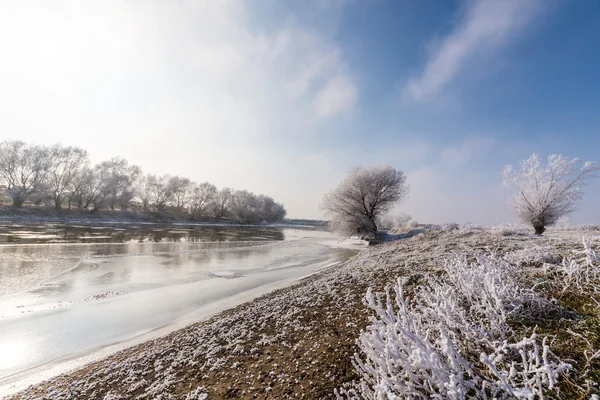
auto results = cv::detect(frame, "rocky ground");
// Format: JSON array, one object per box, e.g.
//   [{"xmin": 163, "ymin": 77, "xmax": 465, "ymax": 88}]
[{"xmin": 5, "ymin": 227, "xmax": 600, "ymax": 399}]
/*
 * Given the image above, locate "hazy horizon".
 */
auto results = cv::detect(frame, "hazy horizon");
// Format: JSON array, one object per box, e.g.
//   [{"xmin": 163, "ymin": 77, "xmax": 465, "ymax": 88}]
[{"xmin": 1, "ymin": 0, "xmax": 599, "ymax": 224}]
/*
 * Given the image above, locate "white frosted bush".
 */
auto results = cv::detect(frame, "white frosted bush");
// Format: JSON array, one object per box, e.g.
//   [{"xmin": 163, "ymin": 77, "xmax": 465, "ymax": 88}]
[
  {"xmin": 554, "ymin": 237, "xmax": 600, "ymax": 292},
  {"xmin": 504, "ymin": 246, "xmax": 559, "ymax": 267},
  {"xmin": 582, "ymin": 237, "xmax": 600, "ymax": 266},
  {"xmin": 336, "ymin": 256, "xmax": 570, "ymax": 400},
  {"xmin": 490, "ymin": 223, "xmax": 531, "ymax": 237},
  {"xmin": 378, "ymin": 212, "xmax": 413, "ymax": 231},
  {"xmin": 480, "ymin": 334, "xmax": 570, "ymax": 399}
]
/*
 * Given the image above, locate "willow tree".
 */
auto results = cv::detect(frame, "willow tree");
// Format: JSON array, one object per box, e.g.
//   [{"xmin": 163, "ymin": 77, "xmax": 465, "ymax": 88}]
[
  {"xmin": 322, "ymin": 165, "xmax": 409, "ymax": 238},
  {"xmin": 502, "ymin": 154, "xmax": 599, "ymax": 235}
]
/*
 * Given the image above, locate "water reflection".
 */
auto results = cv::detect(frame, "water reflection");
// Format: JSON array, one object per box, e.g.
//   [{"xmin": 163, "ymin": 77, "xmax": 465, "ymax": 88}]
[{"xmin": 0, "ymin": 224, "xmax": 285, "ymax": 244}]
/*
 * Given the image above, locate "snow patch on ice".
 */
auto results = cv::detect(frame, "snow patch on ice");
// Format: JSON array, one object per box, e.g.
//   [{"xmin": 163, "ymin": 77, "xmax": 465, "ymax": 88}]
[{"xmin": 209, "ymin": 271, "xmax": 241, "ymax": 279}]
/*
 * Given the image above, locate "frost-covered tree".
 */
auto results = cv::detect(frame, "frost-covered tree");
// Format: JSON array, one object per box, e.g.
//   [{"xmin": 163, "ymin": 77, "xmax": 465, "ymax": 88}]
[
  {"xmin": 189, "ymin": 182, "xmax": 217, "ymax": 219},
  {"xmin": 85, "ymin": 165, "xmax": 112, "ymax": 211},
  {"xmin": 256, "ymin": 194, "xmax": 286, "ymax": 223},
  {"xmin": 67, "ymin": 166, "xmax": 91, "ymax": 209},
  {"xmin": 231, "ymin": 190, "xmax": 259, "ymax": 223},
  {"xmin": 502, "ymin": 154, "xmax": 599, "ymax": 235},
  {"xmin": 99, "ymin": 157, "xmax": 141, "ymax": 210},
  {"xmin": 136, "ymin": 174, "xmax": 154, "ymax": 211},
  {"xmin": 47, "ymin": 144, "xmax": 88, "ymax": 209},
  {"xmin": 210, "ymin": 188, "xmax": 233, "ymax": 220},
  {"xmin": 322, "ymin": 166, "xmax": 409, "ymax": 237},
  {"xmin": 149, "ymin": 174, "xmax": 174, "ymax": 211},
  {"xmin": 0, "ymin": 141, "xmax": 51, "ymax": 207},
  {"xmin": 169, "ymin": 176, "xmax": 192, "ymax": 210}
]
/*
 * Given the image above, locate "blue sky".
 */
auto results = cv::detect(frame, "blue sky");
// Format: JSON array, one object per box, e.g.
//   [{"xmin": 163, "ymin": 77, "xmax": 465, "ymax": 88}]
[{"xmin": 1, "ymin": 0, "xmax": 599, "ymax": 223}]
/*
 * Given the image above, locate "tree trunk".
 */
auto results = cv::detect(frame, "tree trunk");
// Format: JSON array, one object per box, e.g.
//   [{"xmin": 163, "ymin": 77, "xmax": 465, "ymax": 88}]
[
  {"xmin": 534, "ymin": 225, "xmax": 546, "ymax": 235},
  {"xmin": 67, "ymin": 193, "xmax": 75, "ymax": 210},
  {"xmin": 12, "ymin": 198, "xmax": 24, "ymax": 207}
]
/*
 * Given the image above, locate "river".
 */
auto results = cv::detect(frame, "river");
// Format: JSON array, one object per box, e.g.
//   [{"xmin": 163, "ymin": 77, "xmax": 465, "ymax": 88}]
[{"xmin": 0, "ymin": 223, "xmax": 358, "ymax": 392}]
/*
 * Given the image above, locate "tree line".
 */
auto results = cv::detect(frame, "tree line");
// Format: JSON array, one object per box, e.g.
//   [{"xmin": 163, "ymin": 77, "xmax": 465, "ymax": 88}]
[{"xmin": 0, "ymin": 140, "xmax": 286, "ymax": 223}]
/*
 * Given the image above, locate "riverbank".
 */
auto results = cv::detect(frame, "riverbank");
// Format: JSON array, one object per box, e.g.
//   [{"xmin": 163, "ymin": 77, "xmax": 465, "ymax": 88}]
[
  {"xmin": 0, "ymin": 206, "xmax": 325, "ymax": 228},
  {"xmin": 4, "ymin": 228, "xmax": 600, "ymax": 399}
]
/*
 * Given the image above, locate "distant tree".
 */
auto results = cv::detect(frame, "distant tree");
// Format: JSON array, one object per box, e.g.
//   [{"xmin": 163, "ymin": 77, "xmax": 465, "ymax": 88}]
[
  {"xmin": 99, "ymin": 157, "xmax": 141, "ymax": 210},
  {"xmin": 0, "ymin": 141, "xmax": 51, "ymax": 207},
  {"xmin": 231, "ymin": 190, "xmax": 260, "ymax": 223},
  {"xmin": 169, "ymin": 176, "xmax": 192, "ymax": 210},
  {"xmin": 67, "ymin": 167, "xmax": 91, "ymax": 209},
  {"xmin": 0, "ymin": 139, "xmax": 288, "ymax": 223},
  {"xmin": 256, "ymin": 194, "xmax": 286, "ymax": 222},
  {"xmin": 136, "ymin": 174, "xmax": 154, "ymax": 211},
  {"xmin": 47, "ymin": 144, "xmax": 88, "ymax": 209},
  {"xmin": 322, "ymin": 166, "xmax": 409, "ymax": 237},
  {"xmin": 149, "ymin": 175, "xmax": 174, "ymax": 211},
  {"xmin": 86, "ymin": 164, "xmax": 112, "ymax": 211},
  {"xmin": 210, "ymin": 188, "xmax": 233, "ymax": 220},
  {"xmin": 189, "ymin": 182, "xmax": 217, "ymax": 219},
  {"xmin": 502, "ymin": 153, "xmax": 599, "ymax": 235}
]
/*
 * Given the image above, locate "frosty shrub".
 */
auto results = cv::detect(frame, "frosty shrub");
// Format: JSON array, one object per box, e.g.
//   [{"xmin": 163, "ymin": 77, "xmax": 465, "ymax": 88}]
[
  {"xmin": 377, "ymin": 212, "xmax": 413, "ymax": 231},
  {"xmin": 490, "ymin": 223, "xmax": 531, "ymax": 237},
  {"xmin": 554, "ymin": 237, "xmax": 600, "ymax": 293},
  {"xmin": 336, "ymin": 256, "xmax": 570, "ymax": 399},
  {"xmin": 502, "ymin": 154, "xmax": 599, "ymax": 235},
  {"xmin": 504, "ymin": 246, "xmax": 559, "ymax": 267}
]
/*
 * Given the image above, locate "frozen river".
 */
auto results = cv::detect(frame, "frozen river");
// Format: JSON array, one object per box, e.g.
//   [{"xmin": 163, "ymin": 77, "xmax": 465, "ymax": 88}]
[{"xmin": 0, "ymin": 224, "xmax": 358, "ymax": 391}]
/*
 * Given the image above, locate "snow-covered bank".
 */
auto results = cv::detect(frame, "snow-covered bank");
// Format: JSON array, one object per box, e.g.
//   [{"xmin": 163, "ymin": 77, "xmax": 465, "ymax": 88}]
[{"xmin": 4, "ymin": 229, "xmax": 600, "ymax": 399}]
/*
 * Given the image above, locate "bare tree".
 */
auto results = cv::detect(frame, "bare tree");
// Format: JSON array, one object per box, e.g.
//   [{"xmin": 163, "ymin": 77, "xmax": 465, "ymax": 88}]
[
  {"xmin": 99, "ymin": 157, "xmax": 141, "ymax": 210},
  {"xmin": 256, "ymin": 194, "xmax": 286, "ymax": 223},
  {"xmin": 86, "ymin": 165, "xmax": 111, "ymax": 211},
  {"xmin": 502, "ymin": 154, "xmax": 599, "ymax": 235},
  {"xmin": 149, "ymin": 175, "xmax": 174, "ymax": 211},
  {"xmin": 0, "ymin": 140, "xmax": 289, "ymax": 223},
  {"xmin": 189, "ymin": 182, "xmax": 217, "ymax": 219},
  {"xmin": 321, "ymin": 166, "xmax": 409, "ymax": 237},
  {"xmin": 231, "ymin": 190, "xmax": 260, "ymax": 223},
  {"xmin": 210, "ymin": 188, "xmax": 233, "ymax": 220},
  {"xmin": 47, "ymin": 144, "xmax": 88, "ymax": 209},
  {"xmin": 0, "ymin": 141, "xmax": 51, "ymax": 207},
  {"xmin": 136, "ymin": 174, "xmax": 154, "ymax": 211},
  {"xmin": 169, "ymin": 176, "xmax": 192, "ymax": 210},
  {"xmin": 67, "ymin": 167, "xmax": 91, "ymax": 209}
]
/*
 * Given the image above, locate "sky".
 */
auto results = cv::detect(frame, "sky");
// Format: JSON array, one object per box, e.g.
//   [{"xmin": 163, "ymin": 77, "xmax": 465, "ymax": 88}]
[{"xmin": 1, "ymin": 0, "xmax": 599, "ymax": 224}]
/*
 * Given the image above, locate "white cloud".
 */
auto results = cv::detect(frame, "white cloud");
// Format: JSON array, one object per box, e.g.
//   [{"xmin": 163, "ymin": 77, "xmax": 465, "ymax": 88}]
[
  {"xmin": 441, "ymin": 136, "xmax": 495, "ymax": 166},
  {"xmin": 315, "ymin": 74, "xmax": 357, "ymax": 117},
  {"xmin": 406, "ymin": 0, "xmax": 542, "ymax": 102}
]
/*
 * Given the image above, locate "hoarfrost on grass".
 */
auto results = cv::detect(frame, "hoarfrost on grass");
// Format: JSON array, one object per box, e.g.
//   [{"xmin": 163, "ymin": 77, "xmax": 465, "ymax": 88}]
[
  {"xmin": 552, "ymin": 237, "xmax": 600, "ymax": 293},
  {"xmin": 336, "ymin": 255, "xmax": 571, "ymax": 399}
]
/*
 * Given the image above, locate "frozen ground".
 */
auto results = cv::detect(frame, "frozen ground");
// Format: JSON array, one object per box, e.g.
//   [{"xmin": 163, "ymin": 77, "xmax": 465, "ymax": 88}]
[
  {"xmin": 0, "ymin": 226, "xmax": 359, "ymax": 395},
  {"xmin": 5, "ymin": 226, "xmax": 599, "ymax": 399}
]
